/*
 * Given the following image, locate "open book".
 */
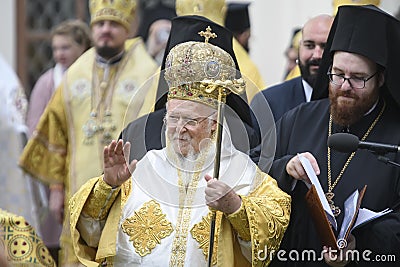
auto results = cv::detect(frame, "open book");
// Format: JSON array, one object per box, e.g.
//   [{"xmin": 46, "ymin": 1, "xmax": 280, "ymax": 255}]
[{"xmin": 298, "ymin": 154, "xmax": 392, "ymax": 249}]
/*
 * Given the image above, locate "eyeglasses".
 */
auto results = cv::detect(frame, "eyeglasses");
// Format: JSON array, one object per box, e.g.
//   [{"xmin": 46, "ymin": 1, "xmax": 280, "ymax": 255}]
[
  {"xmin": 327, "ymin": 71, "xmax": 377, "ymax": 89},
  {"xmin": 164, "ymin": 112, "xmax": 215, "ymax": 128}
]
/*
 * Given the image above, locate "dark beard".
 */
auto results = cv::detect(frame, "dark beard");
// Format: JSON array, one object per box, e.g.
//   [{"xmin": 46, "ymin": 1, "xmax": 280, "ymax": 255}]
[
  {"xmin": 299, "ymin": 58, "xmax": 321, "ymax": 88},
  {"xmin": 329, "ymin": 85, "xmax": 379, "ymax": 126},
  {"xmin": 96, "ymin": 45, "xmax": 123, "ymax": 59}
]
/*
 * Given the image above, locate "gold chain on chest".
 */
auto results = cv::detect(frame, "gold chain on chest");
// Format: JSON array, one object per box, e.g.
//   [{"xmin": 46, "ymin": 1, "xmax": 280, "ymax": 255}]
[
  {"xmin": 327, "ymin": 101, "xmax": 385, "ymax": 191},
  {"xmin": 82, "ymin": 50, "xmax": 132, "ymax": 145},
  {"xmin": 326, "ymin": 101, "xmax": 385, "ymax": 216}
]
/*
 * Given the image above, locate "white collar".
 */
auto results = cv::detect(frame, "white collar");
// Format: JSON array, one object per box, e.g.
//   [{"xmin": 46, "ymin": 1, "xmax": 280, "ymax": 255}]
[{"xmin": 301, "ymin": 79, "xmax": 313, "ymax": 102}]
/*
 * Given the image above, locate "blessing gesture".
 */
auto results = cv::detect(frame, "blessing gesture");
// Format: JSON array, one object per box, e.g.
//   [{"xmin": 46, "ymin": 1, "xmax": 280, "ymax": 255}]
[{"xmin": 103, "ymin": 139, "xmax": 137, "ymax": 188}]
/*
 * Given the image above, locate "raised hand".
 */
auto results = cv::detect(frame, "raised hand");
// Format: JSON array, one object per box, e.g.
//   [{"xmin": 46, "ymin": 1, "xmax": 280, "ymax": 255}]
[
  {"xmin": 103, "ymin": 139, "xmax": 137, "ymax": 188},
  {"xmin": 204, "ymin": 174, "xmax": 242, "ymax": 214}
]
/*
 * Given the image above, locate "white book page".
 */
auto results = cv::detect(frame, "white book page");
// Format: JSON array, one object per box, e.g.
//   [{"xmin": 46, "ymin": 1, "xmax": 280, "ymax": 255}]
[
  {"xmin": 298, "ymin": 154, "xmax": 337, "ymax": 230},
  {"xmin": 352, "ymin": 208, "xmax": 392, "ymax": 230},
  {"xmin": 338, "ymin": 189, "xmax": 359, "ymax": 240}
]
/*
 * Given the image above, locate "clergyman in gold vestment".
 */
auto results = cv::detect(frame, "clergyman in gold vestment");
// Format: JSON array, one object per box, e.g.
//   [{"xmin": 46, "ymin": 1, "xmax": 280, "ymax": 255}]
[
  {"xmin": 69, "ymin": 16, "xmax": 290, "ymax": 267},
  {"xmin": 19, "ymin": 0, "xmax": 158, "ymax": 265}
]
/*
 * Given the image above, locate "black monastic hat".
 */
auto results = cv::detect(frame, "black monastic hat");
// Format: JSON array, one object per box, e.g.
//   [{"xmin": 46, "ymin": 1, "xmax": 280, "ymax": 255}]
[
  {"xmin": 137, "ymin": 2, "xmax": 177, "ymax": 42},
  {"xmin": 312, "ymin": 5, "xmax": 400, "ymax": 107},
  {"xmin": 154, "ymin": 15, "xmax": 252, "ymax": 126},
  {"xmin": 225, "ymin": 2, "xmax": 251, "ymax": 34}
]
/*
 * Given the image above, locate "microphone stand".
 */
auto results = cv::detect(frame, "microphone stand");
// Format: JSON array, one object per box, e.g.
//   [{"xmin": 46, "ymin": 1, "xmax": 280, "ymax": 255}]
[
  {"xmin": 374, "ymin": 154, "xmax": 400, "ymax": 212},
  {"xmin": 376, "ymin": 155, "xmax": 400, "ymax": 168}
]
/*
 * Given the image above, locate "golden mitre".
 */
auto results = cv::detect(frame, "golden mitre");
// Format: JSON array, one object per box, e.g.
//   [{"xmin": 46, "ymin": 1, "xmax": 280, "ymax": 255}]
[
  {"xmin": 89, "ymin": 0, "xmax": 136, "ymax": 30},
  {"xmin": 175, "ymin": 0, "xmax": 227, "ymax": 26},
  {"xmin": 332, "ymin": 0, "xmax": 380, "ymax": 15},
  {"xmin": 165, "ymin": 27, "xmax": 245, "ymax": 108}
]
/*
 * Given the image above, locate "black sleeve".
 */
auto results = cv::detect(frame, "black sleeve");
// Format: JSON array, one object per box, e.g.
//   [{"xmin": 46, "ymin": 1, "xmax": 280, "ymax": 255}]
[
  {"xmin": 352, "ymin": 212, "xmax": 400, "ymax": 266},
  {"xmin": 269, "ymin": 111, "xmax": 296, "ymax": 193}
]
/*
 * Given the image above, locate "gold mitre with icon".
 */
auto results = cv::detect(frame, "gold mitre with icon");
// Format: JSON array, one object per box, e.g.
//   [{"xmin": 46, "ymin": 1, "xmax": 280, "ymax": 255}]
[
  {"xmin": 176, "ymin": 0, "xmax": 227, "ymax": 26},
  {"xmin": 332, "ymin": 0, "xmax": 380, "ymax": 15},
  {"xmin": 165, "ymin": 26, "xmax": 245, "ymax": 108},
  {"xmin": 89, "ymin": 0, "xmax": 136, "ymax": 30}
]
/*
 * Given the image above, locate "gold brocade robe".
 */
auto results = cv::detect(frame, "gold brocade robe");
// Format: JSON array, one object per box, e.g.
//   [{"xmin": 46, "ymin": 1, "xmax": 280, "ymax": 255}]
[
  {"xmin": 19, "ymin": 37, "xmax": 158, "ymax": 265},
  {"xmin": 285, "ymin": 65, "xmax": 301, "ymax": 81},
  {"xmin": 69, "ymin": 146, "xmax": 291, "ymax": 267}
]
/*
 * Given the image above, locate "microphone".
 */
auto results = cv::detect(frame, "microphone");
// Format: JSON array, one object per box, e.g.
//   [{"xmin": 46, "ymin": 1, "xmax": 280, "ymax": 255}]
[{"xmin": 327, "ymin": 133, "xmax": 400, "ymax": 154}]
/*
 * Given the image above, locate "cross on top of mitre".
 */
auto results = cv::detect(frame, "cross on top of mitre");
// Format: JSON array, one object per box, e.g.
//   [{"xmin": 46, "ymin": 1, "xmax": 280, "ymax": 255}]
[{"xmin": 198, "ymin": 26, "xmax": 217, "ymax": 44}]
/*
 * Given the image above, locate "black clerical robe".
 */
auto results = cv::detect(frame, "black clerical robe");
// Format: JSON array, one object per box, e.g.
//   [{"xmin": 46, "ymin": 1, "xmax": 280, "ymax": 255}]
[
  {"xmin": 251, "ymin": 76, "xmax": 306, "ymax": 123},
  {"xmin": 269, "ymin": 97, "xmax": 400, "ymax": 267}
]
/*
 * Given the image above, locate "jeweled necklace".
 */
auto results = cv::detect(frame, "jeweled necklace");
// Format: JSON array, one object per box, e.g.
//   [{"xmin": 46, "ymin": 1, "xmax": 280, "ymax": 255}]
[
  {"xmin": 326, "ymin": 101, "xmax": 386, "ymax": 217},
  {"xmin": 82, "ymin": 51, "xmax": 125, "ymax": 145}
]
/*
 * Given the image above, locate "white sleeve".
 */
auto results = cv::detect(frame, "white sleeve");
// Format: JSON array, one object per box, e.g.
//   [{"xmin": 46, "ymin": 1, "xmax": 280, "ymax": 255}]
[
  {"xmin": 237, "ymin": 236, "xmax": 252, "ymax": 263},
  {"xmin": 76, "ymin": 213, "xmax": 106, "ymax": 248}
]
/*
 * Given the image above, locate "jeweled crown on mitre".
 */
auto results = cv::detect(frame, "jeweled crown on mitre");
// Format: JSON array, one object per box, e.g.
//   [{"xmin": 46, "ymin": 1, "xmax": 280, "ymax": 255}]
[
  {"xmin": 164, "ymin": 26, "xmax": 245, "ymax": 108},
  {"xmin": 89, "ymin": 0, "xmax": 136, "ymax": 30}
]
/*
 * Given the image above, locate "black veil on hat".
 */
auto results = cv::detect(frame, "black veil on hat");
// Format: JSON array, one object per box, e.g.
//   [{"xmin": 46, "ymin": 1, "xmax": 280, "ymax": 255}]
[
  {"xmin": 137, "ymin": 2, "xmax": 177, "ymax": 42},
  {"xmin": 154, "ymin": 15, "xmax": 252, "ymax": 126},
  {"xmin": 312, "ymin": 5, "xmax": 400, "ymax": 107},
  {"xmin": 225, "ymin": 2, "xmax": 251, "ymax": 34}
]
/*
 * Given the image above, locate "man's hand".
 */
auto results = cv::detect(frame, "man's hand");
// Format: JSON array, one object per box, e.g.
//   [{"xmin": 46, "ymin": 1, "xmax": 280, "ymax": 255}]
[
  {"xmin": 286, "ymin": 152, "xmax": 320, "ymax": 184},
  {"xmin": 204, "ymin": 174, "xmax": 241, "ymax": 214},
  {"xmin": 103, "ymin": 140, "xmax": 137, "ymax": 188},
  {"xmin": 49, "ymin": 186, "xmax": 64, "ymax": 224},
  {"xmin": 323, "ymin": 234, "xmax": 356, "ymax": 267}
]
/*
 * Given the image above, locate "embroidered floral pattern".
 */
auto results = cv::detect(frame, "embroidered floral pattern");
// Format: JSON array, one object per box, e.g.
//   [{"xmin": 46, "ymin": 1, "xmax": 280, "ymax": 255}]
[
  {"xmin": 190, "ymin": 211, "xmax": 223, "ymax": 266},
  {"xmin": 245, "ymin": 171, "xmax": 291, "ymax": 266},
  {"xmin": 121, "ymin": 200, "xmax": 173, "ymax": 256},
  {"xmin": 82, "ymin": 178, "xmax": 120, "ymax": 220},
  {"xmin": 226, "ymin": 203, "xmax": 251, "ymax": 241}
]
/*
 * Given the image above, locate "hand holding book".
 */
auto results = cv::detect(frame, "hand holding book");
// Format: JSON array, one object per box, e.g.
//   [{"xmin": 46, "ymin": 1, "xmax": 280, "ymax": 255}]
[{"xmin": 298, "ymin": 154, "xmax": 392, "ymax": 249}]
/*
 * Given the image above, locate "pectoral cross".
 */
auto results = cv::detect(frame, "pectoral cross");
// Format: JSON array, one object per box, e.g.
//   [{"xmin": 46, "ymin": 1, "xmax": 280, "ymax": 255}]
[
  {"xmin": 198, "ymin": 26, "xmax": 217, "ymax": 43},
  {"xmin": 325, "ymin": 192, "xmax": 341, "ymax": 217}
]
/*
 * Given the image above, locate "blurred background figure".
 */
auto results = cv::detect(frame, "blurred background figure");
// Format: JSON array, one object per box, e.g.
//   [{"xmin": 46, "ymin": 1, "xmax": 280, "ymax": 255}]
[
  {"xmin": 254, "ymin": 13, "xmax": 333, "ymax": 122},
  {"xmin": 250, "ymin": 14, "xmax": 333, "ymax": 168},
  {"xmin": 0, "ymin": 54, "xmax": 55, "ymax": 266},
  {"xmin": 19, "ymin": 0, "xmax": 158, "ymax": 264},
  {"xmin": 25, "ymin": 19, "xmax": 92, "ymax": 264},
  {"xmin": 26, "ymin": 19, "xmax": 92, "ymax": 136},
  {"xmin": 137, "ymin": 0, "xmax": 176, "ymax": 65},
  {"xmin": 283, "ymin": 27, "xmax": 301, "ymax": 79},
  {"xmin": 225, "ymin": 2, "xmax": 251, "ymax": 52},
  {"xmin": 285, "ymin": 0, "xmax": 382, "ymax": 81},
  {"xmin": 0, "ymin": 54, "xmax": 31, "ymax": 224}
]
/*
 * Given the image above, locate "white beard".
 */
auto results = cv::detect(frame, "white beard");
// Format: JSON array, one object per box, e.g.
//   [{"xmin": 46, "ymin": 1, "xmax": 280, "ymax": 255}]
[
  {"xmin": 176, "ymin": 148, "xmax": 198, "ymax": 188},
  {"xmin": 166, "ymin": 134, "xmax": 216, "ymax": 189}
]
